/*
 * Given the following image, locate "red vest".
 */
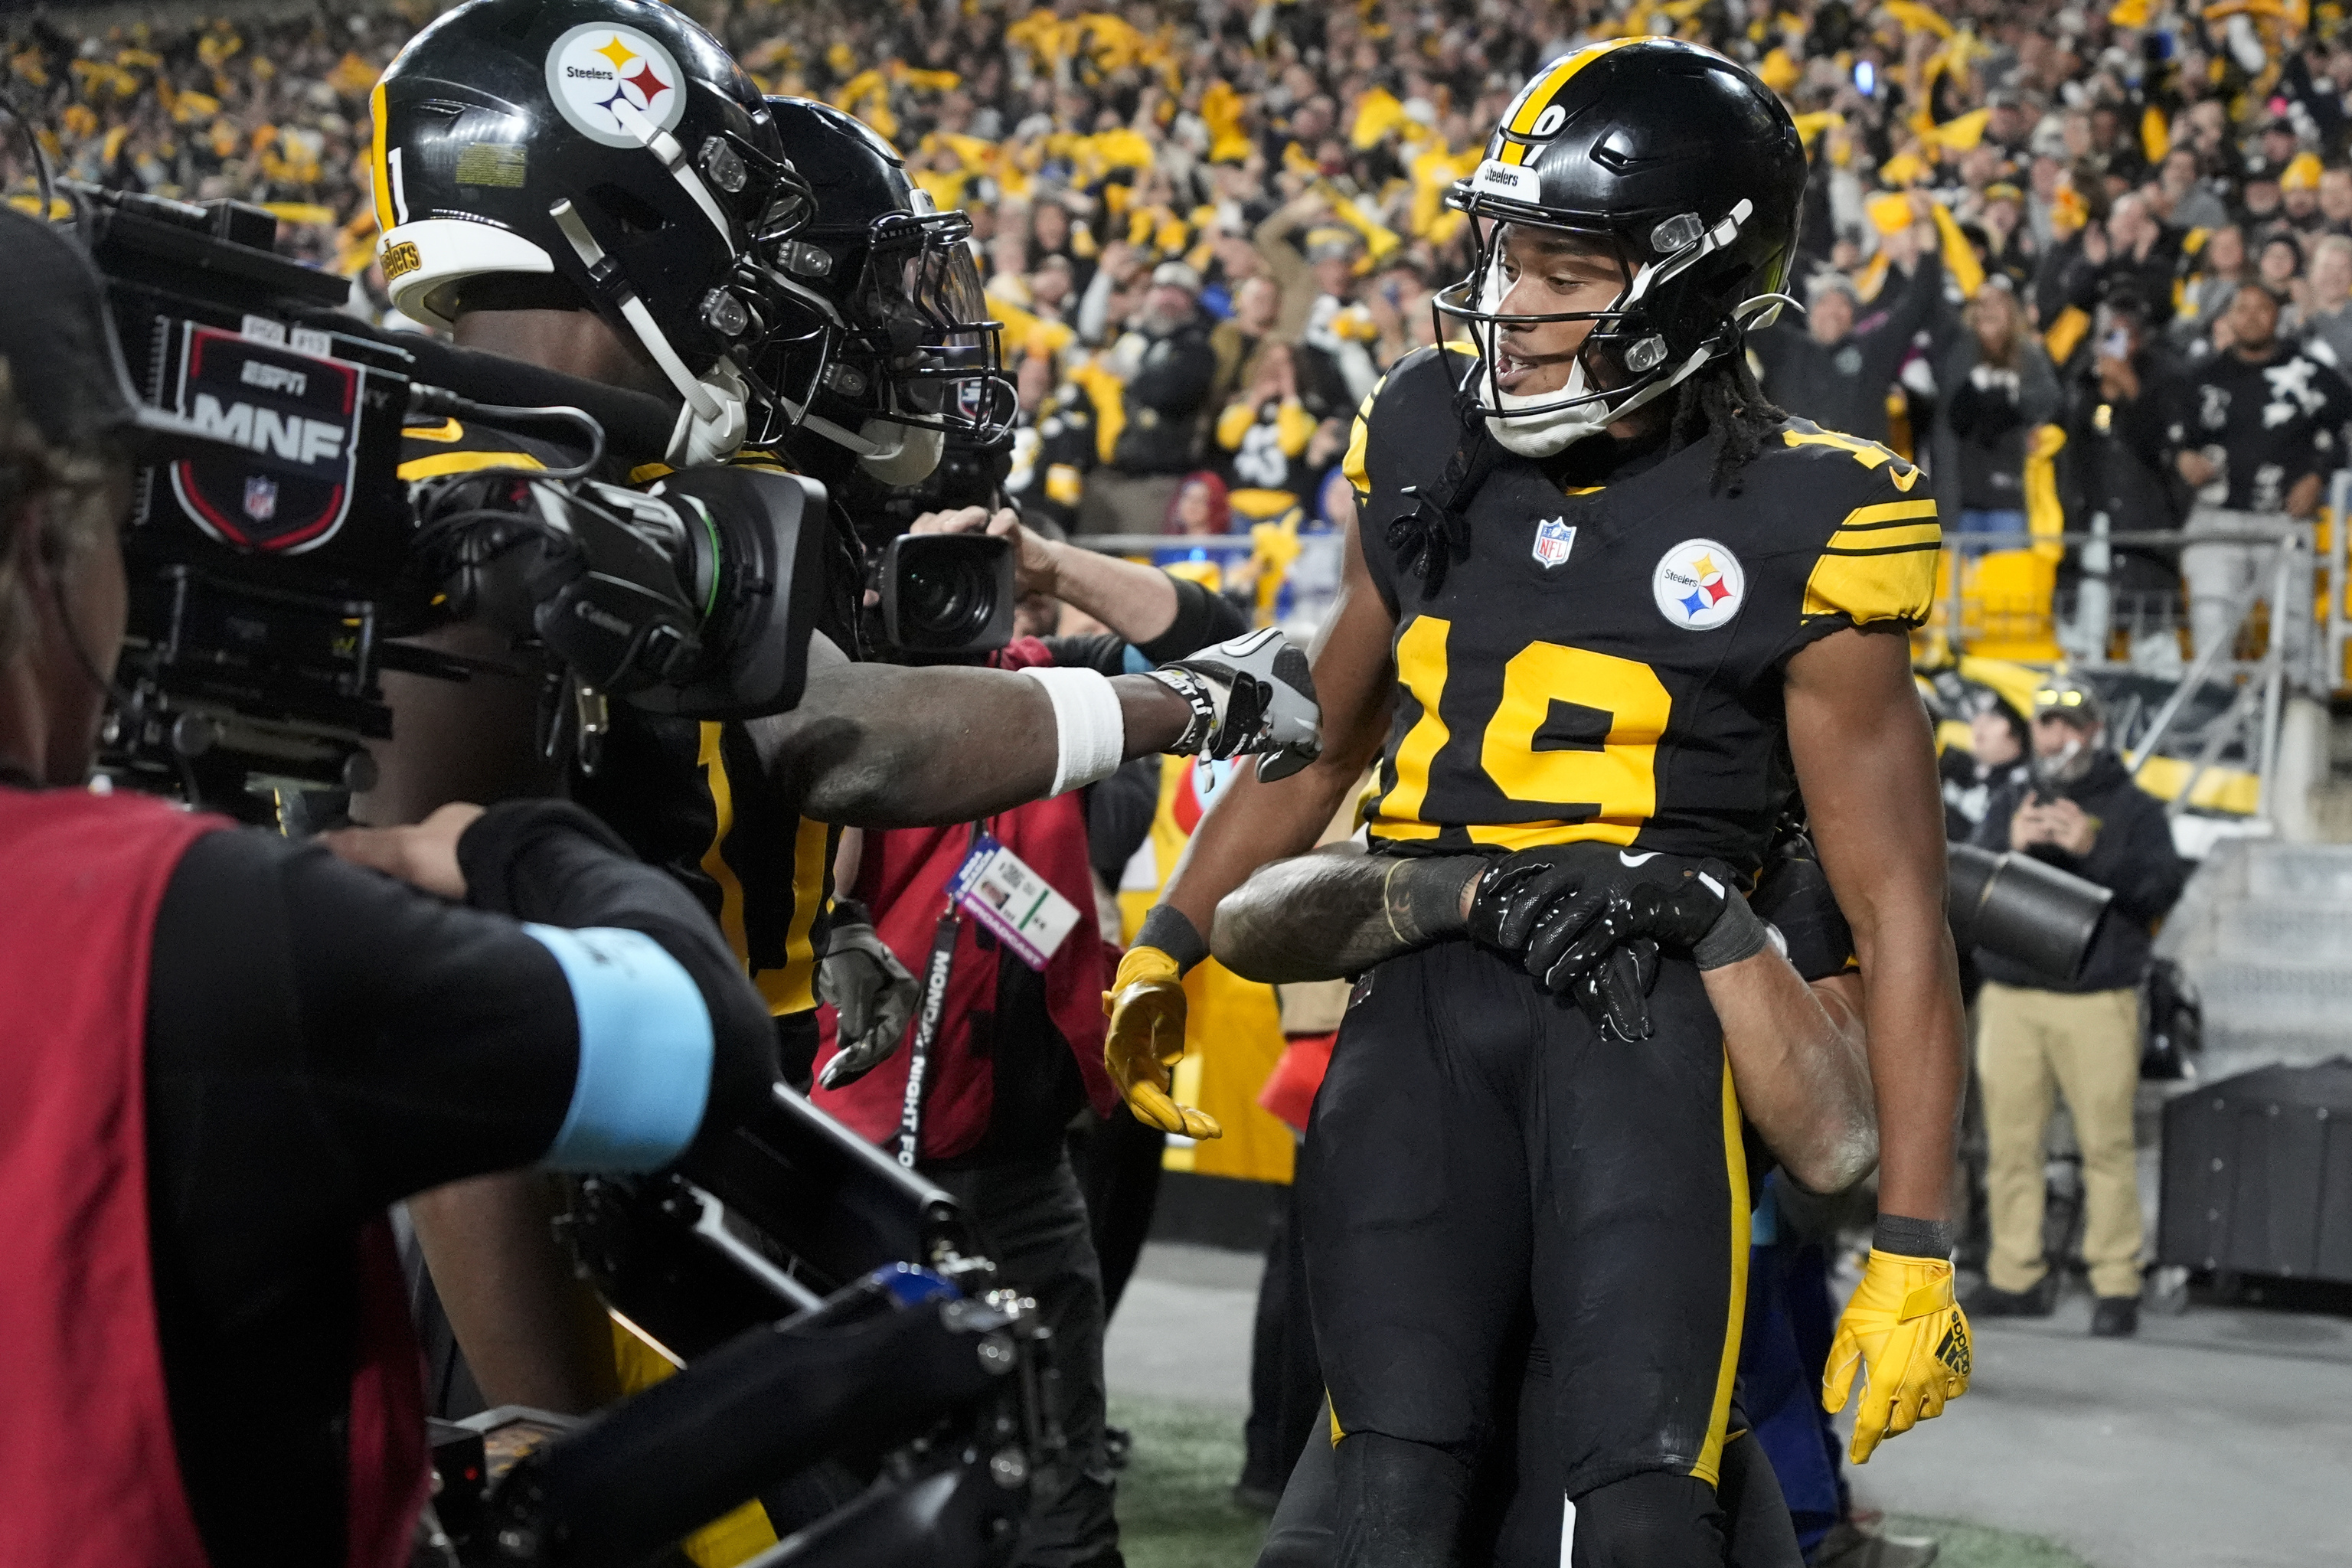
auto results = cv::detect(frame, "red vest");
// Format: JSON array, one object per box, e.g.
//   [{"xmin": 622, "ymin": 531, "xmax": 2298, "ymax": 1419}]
[
  {"xmin": 0, "ymin": 788, "xmax": 430, "ymax": 1567},
  {"xmin": 814, "ymin": 639, "xmax": 1118, "ymax": 1161}
]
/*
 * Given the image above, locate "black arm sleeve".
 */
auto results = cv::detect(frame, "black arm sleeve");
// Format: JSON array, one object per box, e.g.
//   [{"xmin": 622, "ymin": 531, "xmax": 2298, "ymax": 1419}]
[{"xmin": 1137, "ymin": 573, "xmax": 1250, "ymax": 658}]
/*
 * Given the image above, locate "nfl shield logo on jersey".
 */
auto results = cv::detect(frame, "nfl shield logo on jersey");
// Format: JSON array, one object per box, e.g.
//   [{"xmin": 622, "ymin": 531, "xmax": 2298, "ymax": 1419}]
[
  {"xmin": 1530, "ymin": 516, "xmax": 1576, "ymax": 569},
  {"xmin": 243, "ymin": 475, "xmax": 279, "ymax": 524},
  {"xmin": 1653, "ymin": 537, "xmax": 1746, "ymax": 630}
]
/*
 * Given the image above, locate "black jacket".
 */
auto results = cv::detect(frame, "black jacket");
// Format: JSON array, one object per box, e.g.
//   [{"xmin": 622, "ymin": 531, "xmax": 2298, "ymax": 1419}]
[
  {"xmin": 1969, "ymin": 749, "xmax": 2190, "ymax": 993},
  {"xmin": 1753, "ymin": 251, "xmax": 1943, "ymax": 444},
  {"xmin": 1110, "ymin": 316, "xmax": 1218, "ymax": 475}
]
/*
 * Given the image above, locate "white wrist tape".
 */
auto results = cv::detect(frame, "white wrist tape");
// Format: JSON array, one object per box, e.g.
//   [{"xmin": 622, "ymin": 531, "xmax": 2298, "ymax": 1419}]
[{"xmin": 1020, "ymin": 665, "xmax": 1128, "ymax": 796}]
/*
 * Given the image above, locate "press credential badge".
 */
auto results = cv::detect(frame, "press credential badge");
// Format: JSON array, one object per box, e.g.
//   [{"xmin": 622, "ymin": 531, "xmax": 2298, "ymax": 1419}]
[{"xmin": 949, "ymin": 835, "xmax": 1080, "ymax": 970}]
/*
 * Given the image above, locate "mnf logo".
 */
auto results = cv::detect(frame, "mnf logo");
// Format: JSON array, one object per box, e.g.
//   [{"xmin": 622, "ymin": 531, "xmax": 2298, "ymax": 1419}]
[{"xmin": 168, "ymin": 323, "xmax": 364, "ymax": 554}]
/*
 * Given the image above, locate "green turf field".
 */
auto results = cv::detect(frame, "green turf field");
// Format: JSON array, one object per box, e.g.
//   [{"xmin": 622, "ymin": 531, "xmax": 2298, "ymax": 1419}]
[{"xmin": 1108, "ymin": 1396, "xmax": 2093, "ymax": 1568}]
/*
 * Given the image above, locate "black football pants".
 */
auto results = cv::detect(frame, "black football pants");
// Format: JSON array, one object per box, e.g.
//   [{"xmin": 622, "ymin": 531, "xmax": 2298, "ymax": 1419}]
[{"xmin": 1297, "ymin": 939, "xmax": 1752, "ymax": 1567}]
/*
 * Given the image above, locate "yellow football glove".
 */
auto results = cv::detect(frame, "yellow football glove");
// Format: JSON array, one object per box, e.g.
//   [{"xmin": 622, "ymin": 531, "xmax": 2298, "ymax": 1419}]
[
  {"xmin": 1101, "ymin": 945, "xmax": 1223, "ymax": 1140},
  {"xmin": 1821, "ymin": 1249, "xmax": 1972, "ymax": 1464}
]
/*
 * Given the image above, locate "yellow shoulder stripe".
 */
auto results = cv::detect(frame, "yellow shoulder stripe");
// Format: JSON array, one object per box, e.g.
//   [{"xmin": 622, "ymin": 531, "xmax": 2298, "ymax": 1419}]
[
  {"xmin": 397, "ymin": 449, "xmax": 546, "ymax": 482},
  {"xmin": 1781, "ymin": 427, "xmax": 1922, "ymax": 492},
  {"xmin": 1827, "ymin": 498, "xmax": 1940, "ymax": 554}
]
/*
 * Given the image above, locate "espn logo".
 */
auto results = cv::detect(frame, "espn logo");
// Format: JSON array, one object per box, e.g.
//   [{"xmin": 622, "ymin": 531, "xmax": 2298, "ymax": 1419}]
[
  {"xmin": 188, "ymin": 393, "xmax": 348, "ymax": 466},
  {"xmin": 1472, "ymin": 159, "xmax": 1538, "ymax": 200}
]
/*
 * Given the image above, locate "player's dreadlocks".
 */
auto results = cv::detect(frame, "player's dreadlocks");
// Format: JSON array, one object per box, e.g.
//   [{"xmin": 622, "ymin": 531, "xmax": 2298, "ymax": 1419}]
[{"xmin": 1667, "ymin": 346, "xmax": 1785, "ymax": 495}]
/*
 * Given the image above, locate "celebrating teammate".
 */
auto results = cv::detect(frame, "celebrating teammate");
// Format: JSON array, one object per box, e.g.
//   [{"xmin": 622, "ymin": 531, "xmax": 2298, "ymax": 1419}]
[
  {"xmin": 1108, "ymin": 38, "xmax": 1971, "ymax": 1566},
  {"xmin": 356, "ymin": 0, "xmax": 1317, "ymax": 1432}
]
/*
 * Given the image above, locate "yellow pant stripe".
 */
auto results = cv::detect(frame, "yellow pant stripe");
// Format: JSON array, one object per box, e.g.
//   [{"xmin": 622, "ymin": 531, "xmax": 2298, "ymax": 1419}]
[{"xmin": 1691, "ymin": 1057, "xmax": 1751, "ymax": 1488}]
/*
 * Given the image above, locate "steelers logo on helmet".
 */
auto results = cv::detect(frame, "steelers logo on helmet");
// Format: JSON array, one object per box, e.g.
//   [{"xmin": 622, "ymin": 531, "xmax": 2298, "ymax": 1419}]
[
  {"xmin": 544, "ymin": 23, "xmax": 688, "ymax": 149},
  {"xmin": 1652, "ymin": 538, "xmax": 1746, "ymax": 630}
]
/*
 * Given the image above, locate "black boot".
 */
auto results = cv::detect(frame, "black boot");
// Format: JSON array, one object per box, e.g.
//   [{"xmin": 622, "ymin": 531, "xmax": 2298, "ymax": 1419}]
[
  {"xmin": 1962, "ymin": 1272, "xmax": 2058, "ymax": 1318},
  {"xmin": 2090, "ymin": 1295, "xmax": 2140, "ymax": 1337}
]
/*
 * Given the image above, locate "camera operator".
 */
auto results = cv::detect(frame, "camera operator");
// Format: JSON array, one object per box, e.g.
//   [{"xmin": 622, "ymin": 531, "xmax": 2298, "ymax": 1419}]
[
  {"xmin": 361, "ymin": 9, "xmax": 1317, "ymax": 1425},
  {"xmin": 0, "ymin": 206, "xmax": 779, "ymax": 1568},
  {"xmin": 2165, "ymin": 281, "xmax": 2351, "ymax": 671},
  {"xmin": 810, "ymin": 506, "xmax": 1254, "ymax": 1568},
  {"xmin": 1963, "ymin": 680, "xmax": 2187, "ymax": 1337}
]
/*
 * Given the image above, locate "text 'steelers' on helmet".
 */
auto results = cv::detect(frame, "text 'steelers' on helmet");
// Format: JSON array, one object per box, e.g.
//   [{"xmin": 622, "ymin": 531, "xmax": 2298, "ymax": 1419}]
[
  {"xmin": 751, "ymin": 97, "xmax": 1015, "ymax": 482},
  {"xmin": 1435, "ymin": 38, "xmax": 1808, "ymax": 451},
  {"xmin": 372, "ymin": 0, "xmax": 816, "ymax": 464}
]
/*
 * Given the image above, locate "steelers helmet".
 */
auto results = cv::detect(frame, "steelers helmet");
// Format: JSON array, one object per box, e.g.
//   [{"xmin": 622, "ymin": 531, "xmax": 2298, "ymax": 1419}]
[
  {"xmin": 1434, "ymin": 38, "xmax": 1808, "ymax": 442},
  {"xmin": 371, "ymin": 0, "xmax": 815, "ymax": 462},
  {"xmin": 750, "ymin": 98, "xmax": 1014, "ymax": 485}
]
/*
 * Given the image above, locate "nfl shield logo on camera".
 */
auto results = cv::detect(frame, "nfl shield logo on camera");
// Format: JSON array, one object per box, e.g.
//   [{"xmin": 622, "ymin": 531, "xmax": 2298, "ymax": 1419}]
[
  {"xmin": 1530, "ymin": 516, "xmax": 1576, "ymax": 569},
  {"xmin": 243, "ymin": 475, "xmax": 279, "ymax": 524}
]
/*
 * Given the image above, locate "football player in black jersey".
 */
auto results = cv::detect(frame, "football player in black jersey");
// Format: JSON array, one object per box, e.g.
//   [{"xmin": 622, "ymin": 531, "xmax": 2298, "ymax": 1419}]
[
  {"xmin": 354, "ymin": 0, "xmax": 1318, "ymax": 1421},
  {"xmin": 1109, "ymin": 38, "xmax": 1971, "ymax": 1567},
  {"xmin": 1214, "ymin": 820, "xmax": 1878, "ymax": 1568}
]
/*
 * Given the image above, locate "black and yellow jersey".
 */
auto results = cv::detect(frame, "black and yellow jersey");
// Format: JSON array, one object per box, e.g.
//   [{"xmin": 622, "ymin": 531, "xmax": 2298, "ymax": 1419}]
[
  {"xmin": 1344, "ymin": 346, "xmax": 1939, "ymax": 877},
  {"xmin": 398, "ymin": 418, "xmax": 835, "ymax": 1015}
]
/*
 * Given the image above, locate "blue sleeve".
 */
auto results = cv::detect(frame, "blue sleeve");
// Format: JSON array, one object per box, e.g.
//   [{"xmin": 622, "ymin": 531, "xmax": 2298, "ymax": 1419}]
[{"xmin": 524, "ymin": 924, "xmax": 716, "ymax": 1171}]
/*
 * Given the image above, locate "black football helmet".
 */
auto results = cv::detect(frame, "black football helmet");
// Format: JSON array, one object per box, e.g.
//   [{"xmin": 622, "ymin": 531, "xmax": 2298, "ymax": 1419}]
[
  {"xmin": 371, "ymin": 0, "xmax": 815, "ymax": 463},
  {"xmin": 1434, "ymin": 38, "xmax": 1808, "ymax": 441},
  {"xmin": 750, "ymin": 98, "xmax": 1014, "ymax": 484}
]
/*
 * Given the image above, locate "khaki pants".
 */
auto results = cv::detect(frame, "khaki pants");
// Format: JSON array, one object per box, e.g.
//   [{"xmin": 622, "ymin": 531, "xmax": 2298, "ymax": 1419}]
[{"xmin": 1975, "ymin": 982, "xmax": 2145, "ymax": 1298}]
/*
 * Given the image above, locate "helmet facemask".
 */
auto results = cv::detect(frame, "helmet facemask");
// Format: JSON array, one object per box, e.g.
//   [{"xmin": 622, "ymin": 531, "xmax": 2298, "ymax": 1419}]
[
  {"xmin": 1433, "ymin": 190, "xmax": 1783, "ymax": 458},
  {"xmin": 749, "ymin": 207, "xmax": 1015, "ymax": 481}
]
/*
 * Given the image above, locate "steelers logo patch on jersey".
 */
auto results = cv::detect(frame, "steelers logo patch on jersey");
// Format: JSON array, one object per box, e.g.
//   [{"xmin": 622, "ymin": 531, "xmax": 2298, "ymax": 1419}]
[
  {"xmin": 1652, "ymin": 539, "xmax": 1746, "ymax": 630},
  {"xmin": 546, "ymin": 24, "xmax": 687, "ymax": 149}
]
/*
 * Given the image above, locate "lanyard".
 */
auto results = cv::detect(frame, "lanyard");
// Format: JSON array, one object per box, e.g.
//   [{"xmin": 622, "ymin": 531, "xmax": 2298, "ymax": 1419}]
[{"xmin": 894, "ymin": 905, "xmax": 962, "ymax": 1169}]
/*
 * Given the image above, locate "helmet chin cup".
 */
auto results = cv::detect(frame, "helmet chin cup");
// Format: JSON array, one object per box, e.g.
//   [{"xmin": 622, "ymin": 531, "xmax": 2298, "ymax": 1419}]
[{"xmin": 856, "ymin": 419, "xmax": 943, "ymax": 485}]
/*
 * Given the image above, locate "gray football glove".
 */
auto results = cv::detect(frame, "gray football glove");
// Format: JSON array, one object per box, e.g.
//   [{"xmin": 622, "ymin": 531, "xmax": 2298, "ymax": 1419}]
[
  {"xmin": 815, "ymin": 901, "xmax": 920, "ymax": 1090},
  {"xmin": 1149, "ymin": 626, "xmax": 1322, "ymax": 781}
]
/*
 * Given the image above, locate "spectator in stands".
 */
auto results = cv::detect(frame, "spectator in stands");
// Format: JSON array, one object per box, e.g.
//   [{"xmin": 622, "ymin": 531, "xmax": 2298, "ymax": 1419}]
[
  {"xmin": 1753, "ymin": 217, "xmax": 1943, "ymax": 446},
  {"xmin": 1082, "ymin": 261, "xmax": 1217, "ymax": 535},
  {"xmin": 2172, "ymin": 224, "xmax": 2249, "ymax": 346},
  {"xmin": 2167, "ymin": 281, "xmax": 2350, "ymax": 672},
  {"xmin": 1165, "ymin": 472, "xmax": 1231, "ymax": 537},
  {"xmin": 1933, "ymin": 279, "xmax": 2060, "ymax": 551},
  {"xmin": 1210, "ymin": 275, "xmax": 1283, "ymax": 417},
  {"xmin": 2086, "ymin": 194, "xmax": 2188, "ymax": 325},
  {"xmin": 2069, "ymin": 284, "xmax": 2193, "ymax": 658},
  {"xmin": 1216, "ymin": 341, "xmax": 1321, "ymax": 521},
  {"xmin": 2298, "ymin": 235, "xmax": 2352, "ymax": 371},
  {"xmin": 1942, "ymin": 695, "xmax": 2034, "ymax": 843},
  {"xmin": 1965, "ymin": 681, "xmax": 2188, "ymax": 1339},
  {"xmin": 2157, "ymin": 146, "xmax": 2231, "ymax": 233},
  {"xmin": 2256, "ymin": 230, "xmax": 2311, "ymax": 324}
]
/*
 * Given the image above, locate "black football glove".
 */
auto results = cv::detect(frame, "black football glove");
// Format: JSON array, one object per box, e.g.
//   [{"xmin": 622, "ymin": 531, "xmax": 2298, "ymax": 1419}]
[
  {"xmin": 1464, "ymin": 844, "xmax": 1671, "ymax": 1040},
  {"xmin": 1524, "ymin": 853, "xmax": 1741, "ymax": 991}
]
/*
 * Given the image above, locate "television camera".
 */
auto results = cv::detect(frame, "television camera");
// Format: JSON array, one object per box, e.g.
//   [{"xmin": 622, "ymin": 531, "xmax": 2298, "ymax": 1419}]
[{"xmin": 67, "ymin": 180, "xmax": 1008, "ymax": 818}]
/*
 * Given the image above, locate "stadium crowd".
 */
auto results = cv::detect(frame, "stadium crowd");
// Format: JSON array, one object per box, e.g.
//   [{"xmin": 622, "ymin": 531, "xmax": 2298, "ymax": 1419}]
[{"xmin": 15, "ymin": 0, "xmax": 2352, "ymax": 612}]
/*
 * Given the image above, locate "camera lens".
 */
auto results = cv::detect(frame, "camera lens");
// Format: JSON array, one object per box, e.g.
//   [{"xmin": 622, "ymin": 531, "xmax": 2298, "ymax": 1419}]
[{"xmin": 900, "ymin": 554, "xmax": 988, "ymax": 642}]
